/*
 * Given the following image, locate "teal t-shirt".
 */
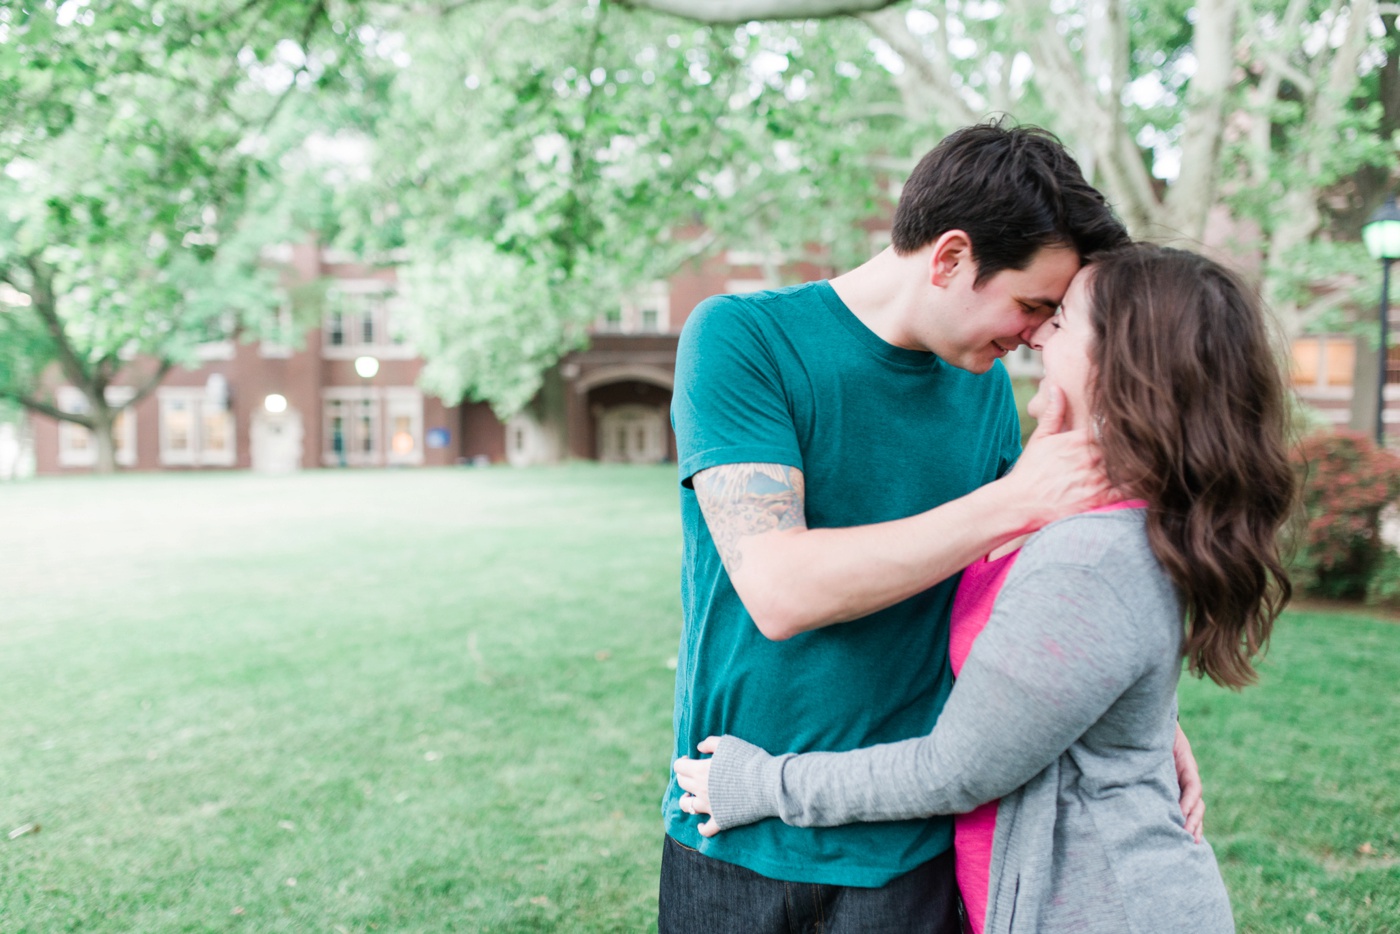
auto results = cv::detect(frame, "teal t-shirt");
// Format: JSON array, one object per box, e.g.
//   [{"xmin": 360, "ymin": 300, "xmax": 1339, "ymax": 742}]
[{"xmin": 666, "ymin": 281, "xmax": 1022, "ymax": 887}]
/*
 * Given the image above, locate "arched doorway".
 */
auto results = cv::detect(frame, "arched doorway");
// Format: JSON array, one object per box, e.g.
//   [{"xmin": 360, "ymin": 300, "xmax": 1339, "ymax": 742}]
[{"xmin": 574, "ymin": 366, "xmax": 676, "ymax": 463}]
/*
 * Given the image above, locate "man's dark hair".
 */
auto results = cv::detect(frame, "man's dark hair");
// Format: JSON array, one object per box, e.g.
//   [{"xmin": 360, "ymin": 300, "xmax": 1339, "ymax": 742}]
[{"xmin": 891, "ymin": 120, "xmax": 1128, "ymax": 285}]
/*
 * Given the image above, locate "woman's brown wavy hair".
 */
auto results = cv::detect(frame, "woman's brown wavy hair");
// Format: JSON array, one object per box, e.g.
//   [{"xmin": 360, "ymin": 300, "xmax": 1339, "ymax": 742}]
[{"xmin": 1084, "ymin": 243, "xmax": 1295, "ymax": 688}]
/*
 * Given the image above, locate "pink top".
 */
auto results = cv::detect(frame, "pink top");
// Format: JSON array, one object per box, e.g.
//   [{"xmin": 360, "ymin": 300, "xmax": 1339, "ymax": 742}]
[{"xmin": 947, "ymin": 501, "xmax": 1147, "ymax": 934}]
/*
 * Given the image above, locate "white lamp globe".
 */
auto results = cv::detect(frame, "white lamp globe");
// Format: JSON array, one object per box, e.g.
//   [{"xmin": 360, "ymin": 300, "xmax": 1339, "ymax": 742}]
[
  {"xmin": 1363, "ymin": 198, "xmax": 1400, "ymax": 261},
  {"xmin": 264, "ymin": 393, "xmax": 288, "ymax": 414},
  {"xmin": 354, "ymin": 356, "xmax": 380, "ymax": 379}
]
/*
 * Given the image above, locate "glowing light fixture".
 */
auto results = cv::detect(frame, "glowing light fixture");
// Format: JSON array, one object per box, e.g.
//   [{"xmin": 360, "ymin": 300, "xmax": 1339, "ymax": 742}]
[
  {"xmin": 354, "ymin": 355, "xmax": 380, "ymax": 379},
  {"xmin": 1363, "ymin": 198, "xmax": 1400, "ymax": 261},
  {"xmin": 264, "ymin": 393, "xmax": 288, "ymax": 414}
]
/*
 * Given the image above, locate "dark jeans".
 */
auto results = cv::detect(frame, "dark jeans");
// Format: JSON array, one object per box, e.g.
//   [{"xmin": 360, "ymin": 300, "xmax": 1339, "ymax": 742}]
[{"xmin": 658, "ymin": 834, "xmax": 962, "ymax": 934}]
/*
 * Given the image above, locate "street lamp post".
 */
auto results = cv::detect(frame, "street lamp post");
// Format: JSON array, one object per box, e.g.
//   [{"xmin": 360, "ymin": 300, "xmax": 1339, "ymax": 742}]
[{"xmin": 1363, "ymin": 198, "xmax": 1400, "ymax": 446}]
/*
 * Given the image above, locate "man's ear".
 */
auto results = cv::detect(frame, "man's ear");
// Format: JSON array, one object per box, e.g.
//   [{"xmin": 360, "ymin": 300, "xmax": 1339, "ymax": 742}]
[{"xmin": 929, "ymin": 230, "xmax": 973, "ymax": 288}]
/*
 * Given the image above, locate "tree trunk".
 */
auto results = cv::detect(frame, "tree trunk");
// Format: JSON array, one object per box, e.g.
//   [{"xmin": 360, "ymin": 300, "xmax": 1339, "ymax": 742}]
[
  {"xmin": 1350, "ymin": 329, "xmax": 1384, "ymax": 440},
  {"xmin": 1162, "ymin": 0, "xmax": 1236, "ymax": 242},
  {"xmin": 530, "ymin": 364, "xmax": 569, "ymax": 464},
  {"xmin": 91, "ymin": 405, "xmax": 118, "ymax": 474}
]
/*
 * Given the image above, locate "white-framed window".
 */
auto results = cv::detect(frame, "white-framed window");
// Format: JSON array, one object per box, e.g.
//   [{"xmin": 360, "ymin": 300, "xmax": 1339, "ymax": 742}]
[
  {"xmin": 327, "ymin": 311, "xmax": 346, "ymax": 348},
  {"xmin": 385, "ymin": 388, "xmax": 424, "ymax": 466},
  {"xmin": 597, "ymin": 282, "xmax": 671, "ymax": 334},
  {"xmin": 56, "ymin": 386, "xmax": 137, "ymax": 468},
  {"xmin": 321, "ymin": 386, "xmax": 423, "ymax": 467},
  {"xmin": 598, "ymin": 308, "xmax": 623, "ymax": 332},
  {"xmin": 259, "ymin": 303, "xmax": 297, "ymax": 358},
  {"xmin": 1292, "ymin": 335, "xmax": 1355, "ymax": 399},
  {"xmin": 322, "ymin": 281, "xmax": 413, "ymax": 359},
  {"xmin": 725, "ymin": 249, "xmax": 788, "ymax": 293},
  {"xmin": 628, "ymin": 281, "xmax": 669, "ymax": 333},
  {"xmin": 158, "ymin": 387, "xmax": 236, "ymax": 466},
  {"xmin": 195, "ymin": 340, "xmax": 236, "ymax": 361}
]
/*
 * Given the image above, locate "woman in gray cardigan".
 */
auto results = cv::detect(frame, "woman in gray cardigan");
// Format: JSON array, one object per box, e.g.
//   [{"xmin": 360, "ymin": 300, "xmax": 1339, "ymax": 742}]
[{"xmin": 674, "ymin": 244, "xmax": 1296, "ymax": 934}]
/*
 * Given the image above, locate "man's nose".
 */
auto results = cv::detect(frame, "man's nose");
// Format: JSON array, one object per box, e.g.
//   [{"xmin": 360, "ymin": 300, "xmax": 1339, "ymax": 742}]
[{"xmin": 1026, "ymin": 318, "xmax": 1053, "ymax": 351}]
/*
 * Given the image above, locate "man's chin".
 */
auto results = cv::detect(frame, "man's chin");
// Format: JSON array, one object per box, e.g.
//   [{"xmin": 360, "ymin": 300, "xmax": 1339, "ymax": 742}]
[
  {"xmin": 986, "ymin": 343, "xmax": 1018, "ymax": 368},
  {"xmin": 947, "ymin": 347, "xmax": 1005, "ymax": 374},
  {"xmin": 958, "ymin": 357, "xmax": 997, "ymax": 375}
]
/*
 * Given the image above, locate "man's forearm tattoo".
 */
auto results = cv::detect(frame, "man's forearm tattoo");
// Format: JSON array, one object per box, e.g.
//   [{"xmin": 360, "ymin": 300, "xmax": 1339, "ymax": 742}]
[{"xmin": 693, "ymin": 463, "xmax": 807, "ymax": 575}]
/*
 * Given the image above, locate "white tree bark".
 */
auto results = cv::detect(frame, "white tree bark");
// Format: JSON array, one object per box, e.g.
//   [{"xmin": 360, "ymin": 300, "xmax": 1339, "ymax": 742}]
[
  {"xmin": 1003, "ymin": 0, "xmax": 1162, "ymax": 235},
  {"xmin": 1242, "ymin": 0, "xmax": 1311, "ymax": 190},
  {"xmin": 1162, "ymin": 0, "xmax": 1238, "ymax": 242},
  {"xmin": 91, "ymin": 405, "xmax": 118, "ymax": 474},
  {"xmin": 858, "ymin": 8, "xmax": 980, "ymax": 127}
]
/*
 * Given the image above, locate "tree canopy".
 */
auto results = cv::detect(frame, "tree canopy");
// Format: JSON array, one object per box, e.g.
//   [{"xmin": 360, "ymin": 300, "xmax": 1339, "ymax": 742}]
[
  {"xmin": 625, "ymin": 0, "xmax": 1398, "ymax": 332},
  {"xmin": 345, "ymin": 0, "xmax": 1397, "ymax": 413},
  {"xmin": 5, "ymin": 0, "xmax": 1396, "ymax": 442},
  {"xmin": 336, "ymin": 2, "xmax": 904, "ymax": 414},
  {"xmin": 0, "ymin": 0, "xmax": 362, "ymax": 469}
]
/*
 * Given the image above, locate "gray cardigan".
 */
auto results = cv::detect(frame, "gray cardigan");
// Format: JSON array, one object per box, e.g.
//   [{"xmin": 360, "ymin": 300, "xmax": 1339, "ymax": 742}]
[{"xmin": 708, "ymin": 510, "xmax": 1235, "ymax": 934}]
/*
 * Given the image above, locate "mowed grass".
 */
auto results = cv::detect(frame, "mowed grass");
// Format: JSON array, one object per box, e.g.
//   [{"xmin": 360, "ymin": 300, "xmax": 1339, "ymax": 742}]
[
  {"xmin": 1, "ymin": 467, "xmax": 1397, "ymax": 933},
  {"xmin": 1, "ymin": 467, "xmax": 681, "ymax": 933},
  {"xmin": 1180, "ymin": 605, "xmax": 1400, "ymax": 933}
]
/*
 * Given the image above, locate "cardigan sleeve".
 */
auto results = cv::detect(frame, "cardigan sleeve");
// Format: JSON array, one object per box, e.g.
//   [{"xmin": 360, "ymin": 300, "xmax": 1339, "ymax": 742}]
[{"xmin": 708, "ymin": 559, "xmax": 1158, "ymax": 831}]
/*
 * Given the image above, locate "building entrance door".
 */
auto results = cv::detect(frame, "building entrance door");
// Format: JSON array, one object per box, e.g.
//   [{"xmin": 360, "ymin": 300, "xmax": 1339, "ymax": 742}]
[
  {"xmin": 598, "ymin": 405, "xmax": 665, "ymax": 463},
  {"xmin": 251, "ymin": 408, "xmax": 304, "ymax": 474}
]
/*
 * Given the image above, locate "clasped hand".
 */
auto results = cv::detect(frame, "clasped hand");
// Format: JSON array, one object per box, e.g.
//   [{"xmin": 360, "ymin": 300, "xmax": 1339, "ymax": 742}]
[{"xmin": 673, "ymin": 735, "xmax": 723, "ymax": 838}]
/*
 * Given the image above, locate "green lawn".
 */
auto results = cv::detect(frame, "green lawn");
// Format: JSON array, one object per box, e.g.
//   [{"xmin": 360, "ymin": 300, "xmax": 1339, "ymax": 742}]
[{"xmin": 1, "ymin": 467, "xmax": 1397, "ymax": 933}]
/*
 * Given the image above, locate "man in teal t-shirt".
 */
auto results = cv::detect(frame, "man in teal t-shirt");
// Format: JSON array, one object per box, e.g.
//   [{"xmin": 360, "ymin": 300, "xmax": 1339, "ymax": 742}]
[{"xmin": 661, "ymin": 123, "xmax": 1129, "ymax": 933}]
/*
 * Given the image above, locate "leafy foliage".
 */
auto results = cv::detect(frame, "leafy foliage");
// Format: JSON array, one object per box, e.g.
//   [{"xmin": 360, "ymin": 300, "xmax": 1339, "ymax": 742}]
[
  {"xmin": 337, "ymin": 3, "xmax": 900, "ymax": 414},
  {"xmin": 0, "ymin": 0, "xmax": 365, "ymax": 468},
  {"xmin": 1363, "ymin": 546, "xmax": 1400, "ymax": 606},
  {"xmin": 1289, "ymin": 430, "xmax": 1400, "ymax": 599},
  {"xmin": 7, "ymin": 0, "xmax": 1396, "ymax": 436},
  {"xmin": 638, "ymin": 1, "xmax": 1398, "ymax": 333},
  {"xmin": 355, "ymin": 0, "xmax": 1399, "ymax": 412}
]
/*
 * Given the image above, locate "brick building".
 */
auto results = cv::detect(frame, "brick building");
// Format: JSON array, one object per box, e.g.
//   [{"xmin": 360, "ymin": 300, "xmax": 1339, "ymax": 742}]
[
  {"xmin": 23, "ymin": 231, "xmax": 1371, "ymax": 476},
  {"xmin": 23, "ymin": 242, "xmax": 867, "ymax": 474}
]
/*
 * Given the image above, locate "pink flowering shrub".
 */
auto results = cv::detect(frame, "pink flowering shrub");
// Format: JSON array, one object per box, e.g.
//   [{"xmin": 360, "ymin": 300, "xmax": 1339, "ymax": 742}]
[{"xmin": 1290, "ymin": 430, "xmax": 1400, "ymax": 599}]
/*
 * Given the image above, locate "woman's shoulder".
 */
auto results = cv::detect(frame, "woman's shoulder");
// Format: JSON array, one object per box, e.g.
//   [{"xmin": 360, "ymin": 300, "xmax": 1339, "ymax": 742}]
[
  {"xmin": 1010, "ymin": 507, "xmax": 1178, "ymax": 626},
  {"xmin": 1019, "ymin": 507, "xmax": 1153, "ymax": 571}
]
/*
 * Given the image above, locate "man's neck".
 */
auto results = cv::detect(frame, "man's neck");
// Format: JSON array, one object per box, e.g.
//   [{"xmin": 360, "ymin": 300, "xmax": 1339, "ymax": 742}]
[{"xmin": 828, "ymin": 247, "xmax": 938, "ymax": 353}]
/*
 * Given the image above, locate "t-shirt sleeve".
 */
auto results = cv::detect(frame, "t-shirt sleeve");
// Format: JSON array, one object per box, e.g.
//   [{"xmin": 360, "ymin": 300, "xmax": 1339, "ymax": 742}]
[{"xmin": 672, "ymin": 295, "xmax": 803, "ymax": 487}]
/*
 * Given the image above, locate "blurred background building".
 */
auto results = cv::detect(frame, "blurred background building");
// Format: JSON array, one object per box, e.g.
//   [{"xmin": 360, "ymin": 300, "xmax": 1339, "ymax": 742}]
[
  {"xmin": 18, "ymin": 232, "xmax": 1376, "ymax": 476},
  {"xmin": 23, "ymin": 239, "xmax": 882, "ymax": 472}
]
